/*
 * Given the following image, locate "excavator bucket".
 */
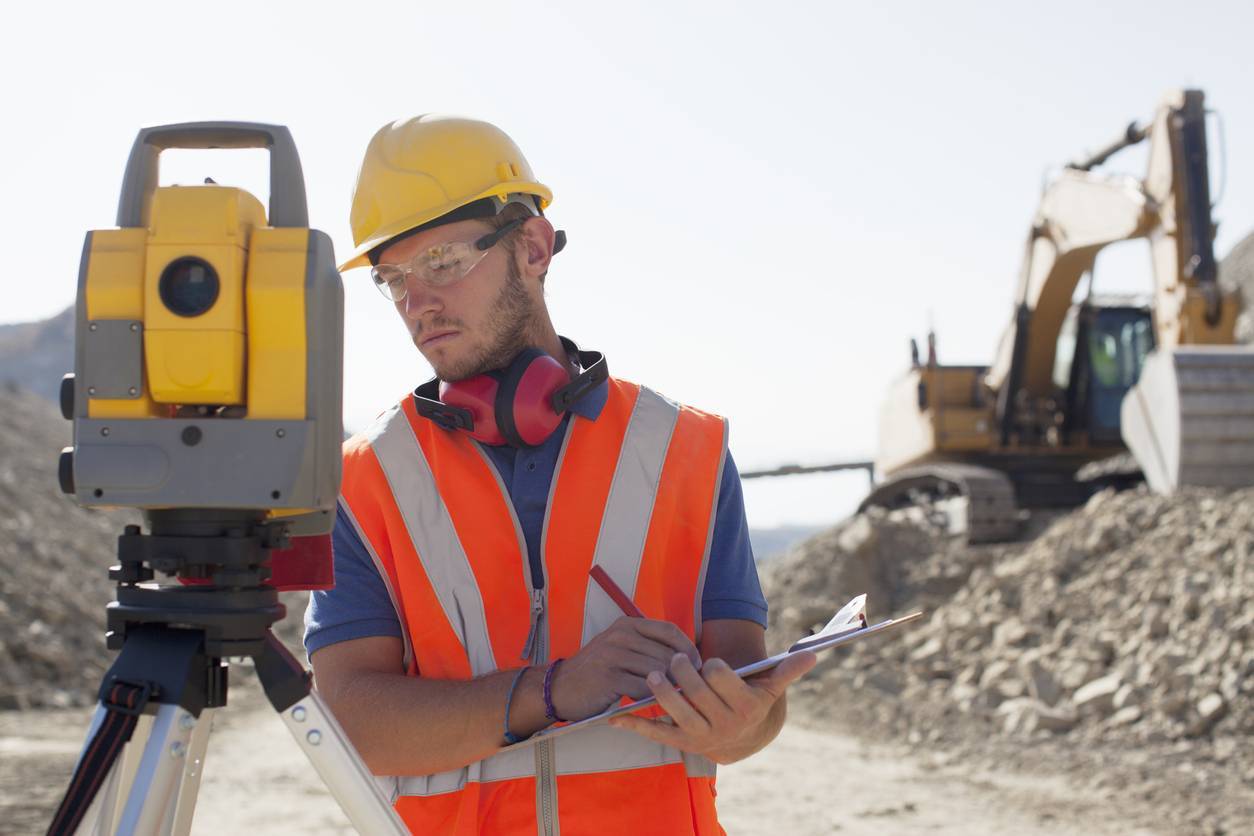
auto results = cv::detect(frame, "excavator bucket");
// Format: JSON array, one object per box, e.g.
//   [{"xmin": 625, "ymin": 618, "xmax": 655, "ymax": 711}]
[{"xmin": 1121, "ymin": 346, "xmax": 1254, "ymax": 492}]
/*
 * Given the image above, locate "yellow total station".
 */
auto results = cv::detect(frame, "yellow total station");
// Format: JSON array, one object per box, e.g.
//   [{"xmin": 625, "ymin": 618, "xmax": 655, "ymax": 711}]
[{"xmin": 65, "ymin": 122, "xmax": 342, "ymax": 522}]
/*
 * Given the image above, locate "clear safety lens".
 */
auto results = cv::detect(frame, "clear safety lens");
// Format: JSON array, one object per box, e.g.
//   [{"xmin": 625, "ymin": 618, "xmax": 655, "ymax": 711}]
[
  {"xmin": 368, "ymin": 217, "xmax": 525, "ymax": 302},
  {"xmin": 370, "ymin": 265, "xmax": 408, "ymax": 302},
  {"xmin": 369, "ymin": 241, "xmax": 492, "ymax": 302}
]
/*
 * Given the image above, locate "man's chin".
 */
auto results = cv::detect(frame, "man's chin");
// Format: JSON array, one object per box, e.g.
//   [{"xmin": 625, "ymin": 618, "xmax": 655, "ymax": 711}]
[{"xmin": 427, "ymin": 352, "xmax": 484, "ymax": 383}]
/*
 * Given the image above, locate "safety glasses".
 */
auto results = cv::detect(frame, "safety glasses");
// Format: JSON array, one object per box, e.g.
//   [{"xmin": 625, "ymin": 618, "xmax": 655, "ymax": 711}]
[{"xmin": 370, "ymin": 218, "xmax": 525, "ymax": 302}]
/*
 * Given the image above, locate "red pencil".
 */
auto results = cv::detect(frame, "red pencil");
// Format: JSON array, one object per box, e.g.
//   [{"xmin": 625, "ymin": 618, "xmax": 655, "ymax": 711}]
[{"xmin": 590, "ymin": 565, "xmax": 644, "ymax": 618}]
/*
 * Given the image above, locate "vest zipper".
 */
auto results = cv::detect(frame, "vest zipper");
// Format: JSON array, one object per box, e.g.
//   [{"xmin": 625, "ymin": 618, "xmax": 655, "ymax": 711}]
[
  {"xmin": 521, "ymin": 589, "xmax": 545, "ymax": 661},
  {"xmin": 535, "ymin": 618, "xmax": 558, "ymax": 836},
  {"xmin": 518, "ymin": 546, "xmax": 557, "ymax": 835}
]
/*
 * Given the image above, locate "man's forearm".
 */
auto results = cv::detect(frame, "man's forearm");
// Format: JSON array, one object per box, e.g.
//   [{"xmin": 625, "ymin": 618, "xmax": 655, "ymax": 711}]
[{"xmin": 318, "ymin": 667, "xmax": 549, "ymax": 776}]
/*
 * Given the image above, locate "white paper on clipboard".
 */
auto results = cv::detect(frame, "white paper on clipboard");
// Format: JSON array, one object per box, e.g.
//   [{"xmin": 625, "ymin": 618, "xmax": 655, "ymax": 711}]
[{"xmin": 499, "ymin": 595, "xmax": 924, "ymax": 752}]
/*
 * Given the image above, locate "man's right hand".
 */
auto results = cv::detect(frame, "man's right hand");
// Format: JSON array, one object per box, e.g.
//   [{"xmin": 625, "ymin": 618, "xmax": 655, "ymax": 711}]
[{"xmin": 550, "ymin": 617, "xmax": 700, "ymax": 721}]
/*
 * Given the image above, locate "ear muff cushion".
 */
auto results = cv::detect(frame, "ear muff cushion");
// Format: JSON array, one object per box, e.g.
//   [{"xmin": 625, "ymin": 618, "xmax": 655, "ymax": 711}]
[
  {"xmin": 512, "ymin": 358, "xmax": 573, "ymax": 446},
  {"xmin": 496, "ymin": 349, "xmax": 568, "ymax": 447},
  {"xmin": 440, "ymin": 375, "xmax": 504, "ymax": 444}
]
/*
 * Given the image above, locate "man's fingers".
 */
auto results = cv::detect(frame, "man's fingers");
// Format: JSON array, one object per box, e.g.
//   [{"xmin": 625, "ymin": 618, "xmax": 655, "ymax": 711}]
[
  {"xmin": 609, "ymin": 714, "xmax": 684, "ymax": 748},
  {"xmin": 646, "ymin": 669, "xmax": 709, "ymax": 732},
  {"xmin": 669, "ymin": 653, "xmax": 731, "ymax": 720},
  {"xmin": 699, "ymin": 657, "xmax": 760, "ymax": 716},
  {"xmin": 612, "ymin": 648, "xmax": 673, "ymax": 679},
  {"xmin": 758, "ymin": 650, "xmax": 817, "ymax": 699},
  {"xmin": 627, "ymin": 619, "xmax": 701, "ymax": 663},
  {"xmin": 613, "ymin": 629, "xmax": 701, "ymax": 672}
]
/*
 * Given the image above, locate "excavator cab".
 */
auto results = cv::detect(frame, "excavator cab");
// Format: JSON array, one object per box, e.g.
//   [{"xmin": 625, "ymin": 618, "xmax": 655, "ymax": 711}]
[{"xmin": 1055, "ymin": 302, "xmax": 1155, "ymax": 445}]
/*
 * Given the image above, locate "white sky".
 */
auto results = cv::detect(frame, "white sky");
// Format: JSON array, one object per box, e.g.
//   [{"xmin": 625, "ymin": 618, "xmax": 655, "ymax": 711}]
[{"xmin": 3, "ymin": 0, "xmax": 1252, "ymax": 527}]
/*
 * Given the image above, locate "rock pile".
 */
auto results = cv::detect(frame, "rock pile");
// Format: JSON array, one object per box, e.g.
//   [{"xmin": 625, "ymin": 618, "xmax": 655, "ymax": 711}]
[
  {"xmin": 1220, "ymin": 230, "xmax": 1254, "ymax": 344},
  {"xmin": 0, "ymin": 386, "xmax": 133, "ymax": 709},
  {"xmin": 762, "ymin": 487, "xmax": 1254, "ymax": 833},
  {"xmin": 0, "ymin": 307, "xmax": 74, "ymax": 403}
]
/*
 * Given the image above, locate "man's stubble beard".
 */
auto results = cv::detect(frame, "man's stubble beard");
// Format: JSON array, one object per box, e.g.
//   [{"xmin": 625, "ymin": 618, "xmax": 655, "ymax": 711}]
[{"xmin": 428, "ymin": 258, "xmax": 538, "ymax": 382}]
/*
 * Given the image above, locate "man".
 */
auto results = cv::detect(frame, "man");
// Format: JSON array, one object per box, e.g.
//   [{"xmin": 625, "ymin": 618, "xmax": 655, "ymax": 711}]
[{"xmin": 306, "ymin": 115, "xmax": 815, "ymax": 835}]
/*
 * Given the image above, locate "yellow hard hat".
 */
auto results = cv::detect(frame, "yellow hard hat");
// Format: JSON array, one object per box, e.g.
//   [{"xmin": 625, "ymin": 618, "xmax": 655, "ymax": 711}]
[{"xmin": 339, "ymin": 115, "xmax": 553, "ymax": 271}]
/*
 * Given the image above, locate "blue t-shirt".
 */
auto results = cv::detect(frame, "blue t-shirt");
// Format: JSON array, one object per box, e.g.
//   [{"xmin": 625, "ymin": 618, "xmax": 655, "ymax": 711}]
[{"xmin": 303, "ymin": 380, "xmax": 767, "ymax": 658}]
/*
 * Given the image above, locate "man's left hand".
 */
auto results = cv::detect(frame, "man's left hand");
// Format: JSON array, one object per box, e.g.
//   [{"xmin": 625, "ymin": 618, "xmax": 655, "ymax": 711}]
[{"xmin": 607, "ymin": 650, "xmax": 816, "ymax": 761}]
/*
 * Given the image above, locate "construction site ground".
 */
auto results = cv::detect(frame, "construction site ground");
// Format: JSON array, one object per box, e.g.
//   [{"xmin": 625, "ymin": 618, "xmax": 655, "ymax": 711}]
[{"xmin": 0, "ymin": 674, "xmax": 1154, "ymax": 836}]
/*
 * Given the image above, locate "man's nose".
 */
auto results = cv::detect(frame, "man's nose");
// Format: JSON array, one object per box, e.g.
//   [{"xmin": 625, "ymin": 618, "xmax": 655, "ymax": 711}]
[{"xmin": 402, "ymin": 281, "xmax": 442, "ymax": 319}]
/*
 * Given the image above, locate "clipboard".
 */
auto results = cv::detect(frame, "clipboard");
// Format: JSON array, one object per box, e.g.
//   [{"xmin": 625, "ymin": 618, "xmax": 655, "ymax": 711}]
[{"xmin": 500, "ymin": 595, "xmax": 923, "ymax": 752}]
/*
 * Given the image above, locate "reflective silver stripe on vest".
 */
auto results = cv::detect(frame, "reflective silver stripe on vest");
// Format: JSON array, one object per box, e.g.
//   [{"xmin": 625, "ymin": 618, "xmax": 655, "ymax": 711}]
[
  {"xmin": 581, "ymin": 387, "xmax": 680, "ymax": 646},
  {"xmin": 393, "ymin": 729, "xmax": 715, "ymax": 796},
  {"xmin": 692, "ymin": 419, "xmax": 729, "ymax": 644},
  {"xmin": 554, "ymin": 725, "xmax": 716, "ymax": 778},
  {"xmin": 396, "ymin": 744, "xmax": 538, "ymax": 796},
  {"xmin": 338, "ymin": 496, "xmax": 415, "ymax": 674},
  {"xmin": 367, "ymin": 404, "xmax": 498, "ymax": 677}
]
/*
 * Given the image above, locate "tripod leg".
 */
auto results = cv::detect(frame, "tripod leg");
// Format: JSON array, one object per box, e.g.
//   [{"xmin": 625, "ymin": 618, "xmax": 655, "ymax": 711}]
[
  {"xmin": 67, "ymin": 707, "xmax": 196, "ymax": 836},
  {"xmin": 280, "ymin": 691, "xmax": 407, "ymax": 834},
  {"xmin": 113, "ymin": 704, "xmax": 199, "ymax": 835},
  {"xmin": 255, "ymin": 633, "xmax": 407, "ymax": 835},
  {"xmin": 65, "ymin": 706, "xmax": 158, "ymax": 836},
  {"xmin": 167, "ymin": 709, "xmax": 215, "ymax": 836},
  {"xmin": 66, "ymin": 706, "xmax": 115, "ymax": 836}
]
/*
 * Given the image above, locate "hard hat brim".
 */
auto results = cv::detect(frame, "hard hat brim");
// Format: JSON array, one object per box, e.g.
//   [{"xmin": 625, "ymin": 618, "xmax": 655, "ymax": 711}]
[{"xmin": 338, "ymin": 181, "xmax": 552, "ymax": 272}]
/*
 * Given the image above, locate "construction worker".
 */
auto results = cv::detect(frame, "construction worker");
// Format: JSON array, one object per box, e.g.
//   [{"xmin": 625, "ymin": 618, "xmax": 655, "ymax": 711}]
[{"xmin": 305, "ymin": 115, "xmax": 816, "ymax": 835}]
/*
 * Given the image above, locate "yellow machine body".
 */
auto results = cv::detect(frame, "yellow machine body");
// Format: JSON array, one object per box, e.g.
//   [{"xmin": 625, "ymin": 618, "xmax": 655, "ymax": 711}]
[{"xmin": 82, "ymin": 185, "xmax": 309, "ymax": 420}]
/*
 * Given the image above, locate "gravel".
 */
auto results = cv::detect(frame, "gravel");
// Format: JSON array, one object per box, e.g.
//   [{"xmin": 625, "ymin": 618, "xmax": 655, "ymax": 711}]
[{"xmin": 762, "ymin": 487, "xmax": 1254, "ymax": 834}]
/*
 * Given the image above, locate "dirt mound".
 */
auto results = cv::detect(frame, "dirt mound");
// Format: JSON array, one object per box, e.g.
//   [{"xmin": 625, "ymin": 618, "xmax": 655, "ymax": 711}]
[
  {"xmin": 1220, "ymin": 230, "xmax": 1254, "ymax": 343},
  {"xmin": 762, "ymin": 489, "xmax": 1254, "ymax": 834},
  {"xmin": 0, "ymin": 386, "xmax": 133, "ymax": 708},
  {"xmin": 0, "ymin": 386, "xmax": 309, "ymax": 710},
  {"xmin": 0, "ymin": 307, "xmax": 74, "ymax": 403}
]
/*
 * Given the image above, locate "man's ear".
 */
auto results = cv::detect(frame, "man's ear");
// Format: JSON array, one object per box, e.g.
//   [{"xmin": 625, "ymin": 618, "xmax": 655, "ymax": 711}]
[{"xmin": 517, "ymin": 216, "xmax": 556, "ymax": 280}]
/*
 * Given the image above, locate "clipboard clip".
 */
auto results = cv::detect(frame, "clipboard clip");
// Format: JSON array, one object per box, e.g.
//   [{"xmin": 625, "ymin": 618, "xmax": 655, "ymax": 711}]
[{"xmin": 788, "ymin": 594, "xmax": 869, "ymax": 652}]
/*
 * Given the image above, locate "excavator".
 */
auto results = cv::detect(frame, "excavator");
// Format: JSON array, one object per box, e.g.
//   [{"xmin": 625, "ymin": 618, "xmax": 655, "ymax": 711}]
[{"xmin": 862, "ymin": 89, "xmax": 1254, "ymax": 542}]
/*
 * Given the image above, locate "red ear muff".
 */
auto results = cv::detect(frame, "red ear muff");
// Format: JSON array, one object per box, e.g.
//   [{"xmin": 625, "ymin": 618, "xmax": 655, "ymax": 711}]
[
  {"xmin": 498, "ymin": 351, "xmax": 572, "ymax": 447},
  {"xmin": 432, "ymin": 350, "xmax": 570, "ymax": 447},
  {"xmin": 412, "ymin": 338, "xmax": 607, "ymax": 447},
  {"xmin": 438, "ymin": 375, "xmax": 504, "ymax": 444}
]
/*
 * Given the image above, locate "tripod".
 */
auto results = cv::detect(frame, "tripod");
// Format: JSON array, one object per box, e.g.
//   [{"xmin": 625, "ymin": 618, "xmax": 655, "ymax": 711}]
[{"xmin": 46, "ymin": 510, "xmax": 406, "ymax": 835}]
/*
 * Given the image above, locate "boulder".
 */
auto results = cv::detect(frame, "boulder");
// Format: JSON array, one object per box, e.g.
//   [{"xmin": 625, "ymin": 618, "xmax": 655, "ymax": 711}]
[
  {"xmin": 1186, "ymin": 693, "xmax": 1228, "ymax": 737},
  {"xmin": 1074, "ymin": 673, "xmax": 1122, "ymax": 717},
  {"xmin": 1019, "ymin": 649, "xmax": 1063, "ymax": 707}
]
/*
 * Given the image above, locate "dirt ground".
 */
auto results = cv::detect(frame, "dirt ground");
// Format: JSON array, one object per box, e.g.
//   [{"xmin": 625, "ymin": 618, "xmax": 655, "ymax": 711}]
[{"xmin": 0, "ymin": 670, "xmax": 1159, "ymax": 836}]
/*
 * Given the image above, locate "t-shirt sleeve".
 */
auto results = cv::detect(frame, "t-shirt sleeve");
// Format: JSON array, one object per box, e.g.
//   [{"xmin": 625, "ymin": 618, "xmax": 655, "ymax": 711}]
[
  {"xmin": 303, "ymin": 503, "xmax": 404, "ymax": 658},
  {"xmin": 700, "ymin": 449, "xmax": 768, "ymax": 627}
]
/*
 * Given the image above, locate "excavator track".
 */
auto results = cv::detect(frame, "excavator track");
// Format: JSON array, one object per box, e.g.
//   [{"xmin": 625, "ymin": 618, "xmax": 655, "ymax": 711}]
[
  {"xmin": 1121, "ymin": 346, "xmax": 1254, "ymax": 493},
  {"xmin": 858, "ymin": 463, "xmax": 1021, "ymax": 544}
]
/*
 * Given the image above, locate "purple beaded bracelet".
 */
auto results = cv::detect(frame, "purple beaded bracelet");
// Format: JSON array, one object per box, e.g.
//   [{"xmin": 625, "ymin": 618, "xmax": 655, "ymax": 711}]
[{"xmin": 543, "ymin": 658, "xmax": 566, "ymax": 722}]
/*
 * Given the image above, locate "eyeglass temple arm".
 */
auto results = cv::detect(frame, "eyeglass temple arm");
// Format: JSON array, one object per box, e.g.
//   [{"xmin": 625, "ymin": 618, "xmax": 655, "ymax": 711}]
[{"xmin": 475, "ymin": 219, "xmax": 568, "ymax": 254}]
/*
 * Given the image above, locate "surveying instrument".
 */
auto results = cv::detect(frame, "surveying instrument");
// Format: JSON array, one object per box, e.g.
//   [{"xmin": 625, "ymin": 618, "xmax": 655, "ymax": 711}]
[{"xmin": 48, "ymin": 122, "xmax": 406, "ymax": 835}]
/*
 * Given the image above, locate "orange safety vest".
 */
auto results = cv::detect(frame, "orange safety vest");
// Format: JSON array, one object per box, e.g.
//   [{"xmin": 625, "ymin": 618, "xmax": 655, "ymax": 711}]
[{"xmin": 339, "ymin": 377, "xmax": 729, "ymax": 835}]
